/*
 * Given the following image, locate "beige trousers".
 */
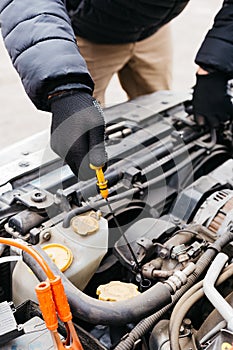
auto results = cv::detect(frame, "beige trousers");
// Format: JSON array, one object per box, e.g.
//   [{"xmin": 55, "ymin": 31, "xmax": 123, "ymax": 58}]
[{"xmin": 77, "ymin": 24, "xmax": 173, "ymax": 106}]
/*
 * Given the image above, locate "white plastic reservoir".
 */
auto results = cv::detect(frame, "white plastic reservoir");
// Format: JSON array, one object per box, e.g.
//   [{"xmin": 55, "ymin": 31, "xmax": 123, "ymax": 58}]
[{"xmin": 13, "ymin": 211, "xmax": 108, "ymax": 305}]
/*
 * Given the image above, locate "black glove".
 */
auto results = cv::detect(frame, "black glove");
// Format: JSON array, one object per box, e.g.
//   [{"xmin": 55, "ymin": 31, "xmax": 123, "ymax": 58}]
[
  {"xmin": 192, "ymin": 71, "xmax": 233, "ymax": 128},
  {"xmin": 50, "ymin": 91, "xmax": 107, "ymax": 180}
]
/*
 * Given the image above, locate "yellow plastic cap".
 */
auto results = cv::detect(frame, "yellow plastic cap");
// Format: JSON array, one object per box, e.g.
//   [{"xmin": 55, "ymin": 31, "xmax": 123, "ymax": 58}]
[
  {"xmin": 96, "ymin": 281, "xmax": 140, "ymax": 301},
  {"xmin": 42, "ymin": 243, "xmax": 73, "ymax": 272},
  {"xmin": 71, "ymin": 215, "xmax": 99, "ymax": 236}
]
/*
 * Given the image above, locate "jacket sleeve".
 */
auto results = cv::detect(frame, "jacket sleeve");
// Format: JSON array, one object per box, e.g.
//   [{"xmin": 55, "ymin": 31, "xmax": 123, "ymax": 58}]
[
  {"xmin": 0, "ymin": 0, "xmax": 94, "ymax": 111},
  {"xmin": 195, "ymin": 0, "xmax": 233, "ymax": 76}
]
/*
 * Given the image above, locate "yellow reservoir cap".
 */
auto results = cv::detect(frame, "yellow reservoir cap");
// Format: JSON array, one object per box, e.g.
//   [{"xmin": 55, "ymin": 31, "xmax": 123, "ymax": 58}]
[
  {"xmin": 42, "ymin": 243, "xmax": 73, "ymax": 272},
  {"xmin": 96, "ymin": 281, "xmax": 140, "ymax": 301},
  {"xmin": 71, "ymin": 214, "xmax": 99, "ymax": 236}
]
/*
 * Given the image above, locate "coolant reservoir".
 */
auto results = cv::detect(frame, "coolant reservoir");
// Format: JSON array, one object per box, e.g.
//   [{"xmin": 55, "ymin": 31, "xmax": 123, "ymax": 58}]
[{"xmin": 13, "ymin": 211, "xmax": 108, "ymax": 305}]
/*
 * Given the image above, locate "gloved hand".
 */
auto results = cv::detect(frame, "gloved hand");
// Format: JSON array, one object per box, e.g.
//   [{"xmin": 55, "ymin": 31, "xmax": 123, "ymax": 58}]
[
  {"xmin": 192, "ymin": 71, "xmax": 233, "ymax": 128},
  {"xmin": 49, "ymin": 90, "xmax": 107, "ymax": 180}
]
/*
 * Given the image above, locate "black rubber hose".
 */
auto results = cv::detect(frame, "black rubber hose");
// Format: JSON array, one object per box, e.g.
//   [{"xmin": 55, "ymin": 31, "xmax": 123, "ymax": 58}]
[
  {"xmin": 22, "ymin": 246, "xmax": 172, "ymax": 326},
  {"xmin": 210, "ymin": 230, "xmax": 233, "ymax": 252}
]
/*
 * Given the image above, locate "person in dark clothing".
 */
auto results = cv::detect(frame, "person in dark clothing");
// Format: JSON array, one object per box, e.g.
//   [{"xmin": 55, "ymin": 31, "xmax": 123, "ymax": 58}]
[{"xmin": 0, "ymin": 1, "xmax": 232, "ymax": 179}]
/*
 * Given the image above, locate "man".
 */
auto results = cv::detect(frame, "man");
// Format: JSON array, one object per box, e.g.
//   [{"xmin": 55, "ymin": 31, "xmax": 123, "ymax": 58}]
[{"xmin": 0, "ymin": 1, "xmax": 232, "ymax": 179}]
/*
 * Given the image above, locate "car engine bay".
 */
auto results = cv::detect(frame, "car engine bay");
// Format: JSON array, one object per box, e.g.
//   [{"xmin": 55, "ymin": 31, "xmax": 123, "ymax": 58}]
[{"xmin": 1, "ymin": 91, "xmax": 233, "ymax": 349}]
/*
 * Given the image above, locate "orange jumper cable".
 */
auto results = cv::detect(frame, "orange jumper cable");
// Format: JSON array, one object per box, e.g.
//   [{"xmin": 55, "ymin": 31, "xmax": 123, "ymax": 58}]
[{"xmin": 0, "ymin": 238, "xmax": 83, "ymax": 350}]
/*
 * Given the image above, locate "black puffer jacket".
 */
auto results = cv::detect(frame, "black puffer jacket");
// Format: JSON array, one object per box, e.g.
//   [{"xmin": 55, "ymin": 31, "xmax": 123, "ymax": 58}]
[
  {"xmin": 0, "ymin": 0, "xmax": 233, "ymax": 112},
  {"xmin": 195, "ymin": 0, "xmax": 233, "ymax": 75},
  {"xmin": 69, "ymin": 0, "xmax": 189, "ymax": 43},
  {"xmin": 0, "ymin": 0, "xmax": 95, "ymax": 111}
]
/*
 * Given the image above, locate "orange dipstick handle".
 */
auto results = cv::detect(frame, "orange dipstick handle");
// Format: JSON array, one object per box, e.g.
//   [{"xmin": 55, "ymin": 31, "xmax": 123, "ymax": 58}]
[
  {"xmin": 90, "ymin": 164, "xmax": 108, "ymax": 199},
  {"xmin": 50, "ymin": 276, "xmax": 72, "ymax": 323},
  {"xmin": 35, "ymin": 281, "xmax": 58, "ymax": 331}
]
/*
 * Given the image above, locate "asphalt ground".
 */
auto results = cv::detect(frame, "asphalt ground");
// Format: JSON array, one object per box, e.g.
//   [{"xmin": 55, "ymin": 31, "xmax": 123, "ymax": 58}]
[{"xmin": 0, "ymin": 0, "xmax": 222, "ymax": 149}]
